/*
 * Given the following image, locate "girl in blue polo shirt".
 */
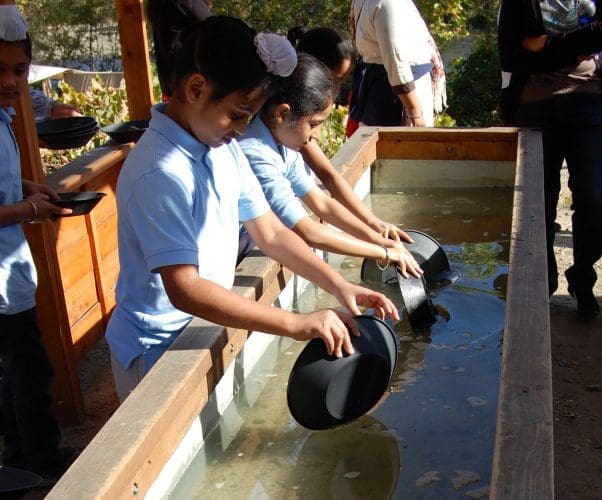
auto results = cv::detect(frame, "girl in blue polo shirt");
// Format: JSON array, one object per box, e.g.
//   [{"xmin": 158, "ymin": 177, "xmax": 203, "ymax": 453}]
[
  {"xmin": 238, "ymin": 54, "xmax": 423, "ymax": 277},
  {"xmin": 0, "ymin": 9, "xmax": 75, "ymax": 484},
  {"xmin": 106, "ymin": 16, "xmax": 400, "ymax": 401}
]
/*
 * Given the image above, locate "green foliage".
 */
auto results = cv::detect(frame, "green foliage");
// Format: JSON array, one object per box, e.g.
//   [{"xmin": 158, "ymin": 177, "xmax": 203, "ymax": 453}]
[
  {"xmin": 213, "ymin": 0, "xmax": 350, "ymax": 36},
  {"xmin": 434, "ymin": 112, "xmax": 457, "ymax": 127},
  {"xmin": 446, "ymin": 35, "xmax": 502, "ymax": 127},
  {"xmin": 318, "ymin": 105, "xmax": 348, "ymax": 159},
  {"xmin": 16, "ymin": 0, "xmax": 120, "ymax": 70},
  {"xmin": 448, "ymin": 242, "xmax": 504, "ymax": 279}
]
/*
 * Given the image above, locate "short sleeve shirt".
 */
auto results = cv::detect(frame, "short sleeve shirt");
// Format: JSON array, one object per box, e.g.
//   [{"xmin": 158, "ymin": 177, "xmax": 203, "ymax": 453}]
[
  {"xmin": 0, "ymin": 107, "xmax": 37, "ymax": 315},
  {"xmin": 238, "ymin": 117, "xmax": 314, "ymax": 228},
  {"xmin": 106, "ymin": 104, "xmax": 270, "ymax": 369}
]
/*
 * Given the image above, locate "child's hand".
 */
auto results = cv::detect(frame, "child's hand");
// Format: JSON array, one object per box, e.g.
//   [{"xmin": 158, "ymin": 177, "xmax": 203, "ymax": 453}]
[
  {"xmin": 22, "ymin": 179, "xmax": 60, "ymax": 200},
  {"xmin": 371, "ymin": 218, "xmax": 414, "ymax": 243},
  {"xmin": 291, "ymin": 309, "xmax": 356, "ymax": 358},
  {"xmin": 23, "ymin": 193, "xmax": 72, "ymax": 221},
  {"xmin": 332, "ymin": 282, "xmax": 400, "ymax": 323},
  {"xmin": 387, "ymin": 244, "xmax": 423, "ymax": 279}
]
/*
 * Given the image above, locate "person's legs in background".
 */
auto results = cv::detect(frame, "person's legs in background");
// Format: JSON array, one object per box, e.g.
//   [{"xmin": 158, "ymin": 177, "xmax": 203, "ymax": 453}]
[
  {"xmin": 0, "ymin": 308, "xmax": 76, "ymax": 483},
  {"xmin": 562, "ymin": 94, "xmax": 602, "ymax": 320},
  {"xmin": 516, "ymin": 100, "xmax": 564, "ymax": 296},
  {"xmin": 541, "ymin": 125, "xmax": 566, "ymax": 296}
]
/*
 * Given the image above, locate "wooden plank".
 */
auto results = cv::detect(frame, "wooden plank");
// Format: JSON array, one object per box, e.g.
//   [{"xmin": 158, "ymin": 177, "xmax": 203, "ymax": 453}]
[
  {"xmin": 49, "ymin": 251, "xmax": 294, "ymax": 499},
  {"xmin": 115, "ymin": 0, "xmax": 154, "ymax": 120},
  {"xmin": 376, "ymin": 128, "xmax": 518, "ymax": 162},
  {"xmin": 46, "ymin": 144, "xmax": 130, "ymax": 192},
  {"xmin": 490, "ymin": 129, "xmax": 554, "ymax": 499},
  {"xmin": 377, "ymin": 127, "xmax": 520, "ymax": 143},
  {"xmin": 70, "ymin": 304, "xmax": 106, "ymax": 359},
  {"xmin": 86, "ymin": 207, "xmax": 110, "ymax": 321},
  {"xmin": 331, "ymin": 127, "xmax": 378, "ymax": 186},
  {"xmin": 13, "ymin": 91, "xmax": 84, "ymax": 423}
]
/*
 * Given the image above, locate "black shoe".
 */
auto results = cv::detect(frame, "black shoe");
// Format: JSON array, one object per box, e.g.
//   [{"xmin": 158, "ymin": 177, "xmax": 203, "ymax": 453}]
[{"xmin": 566, "ymin": 278, "xmax": 600, "ymax": 321}]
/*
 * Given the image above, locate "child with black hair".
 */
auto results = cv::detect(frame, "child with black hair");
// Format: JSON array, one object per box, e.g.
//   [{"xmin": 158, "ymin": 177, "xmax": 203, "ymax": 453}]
[
  {"xmin": 146, "ymin": 0, "xmax": 212, "ymax": 98},
  {"xmin": 288, "ymin": 26, "xmax": 356, "ymax": 82},
  {"xmin": 105, "ymin": 16, "xmax": 400, "ymax": 401},
  {"xmin": 238, "ymin": 53, "xmax": 423, "ymax": 277},
  {"xmin": 0, "ymin": 3, "xmax": 76, "ymax": 486},
  {"xmin": 287, "ymin": 26, "xmax": 414, "ymax": 243}
]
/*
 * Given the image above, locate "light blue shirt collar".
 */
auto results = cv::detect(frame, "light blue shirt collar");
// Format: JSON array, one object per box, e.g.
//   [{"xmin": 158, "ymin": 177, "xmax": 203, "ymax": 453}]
[
  {"xmin": 0, "ymin": 106, "xmax": 15, "ymax": 124},
  {"xmin": 245, "ymin": 116, "xmax": 285, "ymax": 156},
  {"xmin": 150, "ymin": 103, "xmax": 209, "ymax": 162}
]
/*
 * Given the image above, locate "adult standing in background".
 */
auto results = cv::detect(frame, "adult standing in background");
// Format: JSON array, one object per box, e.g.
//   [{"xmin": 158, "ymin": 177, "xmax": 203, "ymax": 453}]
[
  {"xmin": 348, "ymin": 0, "xmax": 445, "ymax": 128},
  {"xmin": 146, "ymin": 0, "xmax": 212, "ymax": 98},
  {"xmin": 498, "ymin": 0, "xmax": 602, "ymax": 320}
]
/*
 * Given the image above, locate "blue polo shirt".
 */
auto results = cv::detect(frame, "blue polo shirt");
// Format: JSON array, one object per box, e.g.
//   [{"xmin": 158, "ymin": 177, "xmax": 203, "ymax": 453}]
[
  {"xmin": 106, "ymin": 104, "xmax": 270, "ymax": 369},
  {"xmin": 238, "ymin": 117, "xmax": 314, "ymax": 228},
  {"xmin": 0, "ymin": 106, "xmax": 37, "ymax": 315}
]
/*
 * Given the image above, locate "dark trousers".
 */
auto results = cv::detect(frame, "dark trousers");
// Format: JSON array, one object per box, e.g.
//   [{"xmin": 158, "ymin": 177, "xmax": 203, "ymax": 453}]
[
  {"xmin": 516, "ymin": 93, "xmax": 602, "ymax": 293},
  {"xmin": 349, "ymin": 60, "xmax": 404, "ymax": 126},
  {"xmin": 237, "ymin": 225, "xmax": 256, "ymax": 266},
  {"xmin": 0, "ymin": 308, "xmax": 61, "ymax": 469}
]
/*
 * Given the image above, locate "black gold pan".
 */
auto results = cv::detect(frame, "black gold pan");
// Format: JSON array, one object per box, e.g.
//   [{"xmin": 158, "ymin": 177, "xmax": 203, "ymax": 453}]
[{"xmin": 360, "ymin": 229, "xmax": 458, "ymax": 288}]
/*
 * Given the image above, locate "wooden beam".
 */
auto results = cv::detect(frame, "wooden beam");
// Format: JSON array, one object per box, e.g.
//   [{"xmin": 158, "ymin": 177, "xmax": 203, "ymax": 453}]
[
  {"xmin": 490, "ymin": 129, "xmax": 554, "ymax": 499},
  {"xmin": 115, "ymin": 0, "xmax": 154, "ymax": 120}
]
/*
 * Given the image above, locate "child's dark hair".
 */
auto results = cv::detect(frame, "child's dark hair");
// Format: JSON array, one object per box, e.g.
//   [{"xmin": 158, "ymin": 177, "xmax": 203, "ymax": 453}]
[
  {"xmin": 287, "ymin": 26, "xmax": 355, "ymax": 72},
  {"xmin": 173, "ymin": 16, "xmax": 274, "ymax": 101},
  {"xmin": 262, "ymin": 53, "xmax": 335, "ymax": 122},
  {"xmin": 0, "ymin": 35, "xmax": 32, "ymax": 61}
]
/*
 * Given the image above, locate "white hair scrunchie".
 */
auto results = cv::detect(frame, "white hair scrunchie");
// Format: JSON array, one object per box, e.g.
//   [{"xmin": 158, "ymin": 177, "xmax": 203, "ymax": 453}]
[
  {"xmin": 0, "ymin": 4, "xmax": 28, "ymax": 42},
  {"xmin": 254, "ymin": 32, "xmax": 297, "ymax": 77}
]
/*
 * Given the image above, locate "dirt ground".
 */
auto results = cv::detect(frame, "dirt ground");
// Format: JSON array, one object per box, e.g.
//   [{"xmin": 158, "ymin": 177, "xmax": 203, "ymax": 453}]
[
  {"xmin": 548, "ymin": 167, "xmax": 602, "ymax": 499},
  {"xmin": 14, "ymin": 168, "xmax": 602, "ymax": 498}
]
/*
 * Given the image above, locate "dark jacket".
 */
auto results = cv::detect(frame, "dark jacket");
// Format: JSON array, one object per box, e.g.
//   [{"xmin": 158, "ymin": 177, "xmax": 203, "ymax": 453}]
[{"xmin": 497, "ymin": 0, "xmax": 602, "ymax": 123}]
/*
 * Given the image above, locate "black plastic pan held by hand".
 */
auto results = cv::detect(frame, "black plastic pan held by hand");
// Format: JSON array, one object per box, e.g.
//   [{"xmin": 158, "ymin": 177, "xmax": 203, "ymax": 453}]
[
  {"xmin": 396, "ymin": 265, "xmax": 437, "ymax": 333},
  {"xmin": 287, "ymin": 315, "xmax": 398, "ymax": 430},
  {"xmin": 361, "ymin": 229, "xmax": 457, "ymax": 289}
]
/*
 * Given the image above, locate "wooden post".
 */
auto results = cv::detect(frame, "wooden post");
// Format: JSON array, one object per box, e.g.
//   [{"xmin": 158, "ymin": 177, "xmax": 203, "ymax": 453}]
[
  {"xmin": 12, "ymin": 91, "xmax": 85, "ymax": 424},
  {"xmin": 115, "ymin": 0, "xmax": 154, "ymax": 120}
]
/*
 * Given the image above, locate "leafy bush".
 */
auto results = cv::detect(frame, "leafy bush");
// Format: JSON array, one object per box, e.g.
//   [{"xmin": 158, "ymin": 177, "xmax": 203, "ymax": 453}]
[
  {"xmin": 318, "ymin": 105, "xmax": 348, "ymax": 159},
  {"xmin": 445, "ymin": 35, "xmax": 502, "ymax": 127}
]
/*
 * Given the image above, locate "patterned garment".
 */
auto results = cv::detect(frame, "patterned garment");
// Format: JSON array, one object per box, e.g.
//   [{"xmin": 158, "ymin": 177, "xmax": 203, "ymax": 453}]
[{"xmin": 540, "ymin": 0, "xmax": 581, "ymax": 34}]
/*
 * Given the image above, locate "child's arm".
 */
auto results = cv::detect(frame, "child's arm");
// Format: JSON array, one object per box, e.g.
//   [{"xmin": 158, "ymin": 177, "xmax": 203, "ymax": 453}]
[
  {"xmin": 245, "ymin": 210, "xmax": 401, "ymax": 320},
  {"xmin": 161, "ymin": 263, "xmax": 356, "ymax": 358},
  {"xmin": 159, "ymin": 211, "xmax": 401, "ymax": 358},
  {"xmin": 301, "ymin": 185, "xmax": 408, "ymax": 248},
  {"xmin": 514, "ymin": 22, "xmax": 602, "ymax": 72},
  {"xmin": 291, "ymin": 213, "xmax": 422, "ymax": 278},
  {"xmin": 0, "ymin": 180, "xmax": 70, "ymax": 226},
  {"xmin": 300, "ymin": 141, "xmax": 412, "ymax": 242}
]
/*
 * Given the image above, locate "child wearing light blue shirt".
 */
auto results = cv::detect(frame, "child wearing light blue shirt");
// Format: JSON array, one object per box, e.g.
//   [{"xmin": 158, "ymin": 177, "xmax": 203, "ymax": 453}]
[
  {"xmin": 0, "ymin": 17, "xmax": 75, "ymax": 485},
  {"xmin": 106, "ymin": 16, "xmax": 400, "ymax": 401},
  {"xmin": 239, "ymin": 54, "xmax": 423, "ymax": 278}
]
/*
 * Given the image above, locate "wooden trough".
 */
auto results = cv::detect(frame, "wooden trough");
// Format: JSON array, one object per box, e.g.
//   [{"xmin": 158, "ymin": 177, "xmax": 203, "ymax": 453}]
[{"xmin": 45, "ymin": 127, "xmax": 552, "ymax": 499}]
